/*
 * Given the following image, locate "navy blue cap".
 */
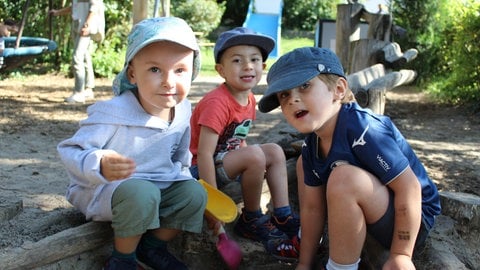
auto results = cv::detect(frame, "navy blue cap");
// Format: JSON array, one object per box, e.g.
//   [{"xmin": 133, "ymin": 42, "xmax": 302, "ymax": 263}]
[
  {"xmin": 214, "ymin": 27, "xmax": 275, "ymax": 63},
  {"xmin": 258, "ymin": 47, "xmax": 345, "ymax": 113}
]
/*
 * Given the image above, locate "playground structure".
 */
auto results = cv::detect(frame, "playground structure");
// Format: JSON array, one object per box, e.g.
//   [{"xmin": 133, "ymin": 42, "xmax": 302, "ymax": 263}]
[
  {"xmin": 328, "ymin": 2, "xmax": 418, "ymax": 115},
  {"xmin": 1, "ymin": 37, "xmax": 57, "ymax": 72},
  {"xmin": 243, "ymin": 0, "xmax": 283, "ymax": 58},
  {"xmin": 0, "ymin": 0, "xmax": 57, "ymax": 73}
]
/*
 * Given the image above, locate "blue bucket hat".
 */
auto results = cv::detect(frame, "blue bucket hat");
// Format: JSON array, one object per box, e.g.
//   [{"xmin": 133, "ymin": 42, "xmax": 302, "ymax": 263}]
[
  {"xmin": 258, "ymin": 47, "xmax": 345, "ymax": 113},
  {"xmin": 112, "ymin": 17, "xmax": 200, "ymax": 96},
  {"xmin": 214, "ymin": 27, "xmax": 275, "ymax": 63}
]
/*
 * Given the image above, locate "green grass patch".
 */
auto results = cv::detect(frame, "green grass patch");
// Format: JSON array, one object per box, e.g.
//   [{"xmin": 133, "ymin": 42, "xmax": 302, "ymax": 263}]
[{"xmin": 199, "ymin": 36, "xmax": 314, "ymax": 76}]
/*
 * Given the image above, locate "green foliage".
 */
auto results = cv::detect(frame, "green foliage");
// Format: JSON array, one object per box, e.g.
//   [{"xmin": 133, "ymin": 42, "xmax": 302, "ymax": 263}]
[
  {"xmin": 171, "ymin": 0, "xmax": 225, "ymax": 35},
  {"xmin": 282, "ymin": 0, "xmax": 339, "ymax": 31},
  {"xmin": 424, "ymin": 1, "xmax": 480, "ymax": 104},
  {"xmin": 393, "ymin": 0, "xmax": 480, "ymax": 104}
]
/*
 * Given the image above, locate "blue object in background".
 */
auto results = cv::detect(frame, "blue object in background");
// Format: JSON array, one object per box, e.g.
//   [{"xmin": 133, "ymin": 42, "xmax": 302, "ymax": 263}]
[{"xmin": 243, "ymin": 0, "xmax": 283, "ymax": 58}]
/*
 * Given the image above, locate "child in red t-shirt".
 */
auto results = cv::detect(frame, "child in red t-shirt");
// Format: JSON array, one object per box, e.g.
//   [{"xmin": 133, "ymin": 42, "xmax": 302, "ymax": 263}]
[{"xmin": 190, "ymin": 27, "xmax": 300, "ymax": 268}]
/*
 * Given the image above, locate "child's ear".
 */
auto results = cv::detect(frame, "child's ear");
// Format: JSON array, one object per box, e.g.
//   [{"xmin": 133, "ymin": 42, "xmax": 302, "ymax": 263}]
[
  {"xmin": 334, "ymin": 77, "xmax": 348, "ymax": 100},
  {"xmin": 127, "ymin": 64, "xmax": 136, "ymax": 84},
  {"xmin": 215, "ymin": 63, "xmax": 226, "ymax": 78}
]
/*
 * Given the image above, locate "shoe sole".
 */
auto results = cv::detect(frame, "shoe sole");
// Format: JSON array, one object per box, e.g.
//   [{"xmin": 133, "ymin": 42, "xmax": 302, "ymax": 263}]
[{"xmin": 271, "ymin": 253, "xmax": 299, "ymax": 263}]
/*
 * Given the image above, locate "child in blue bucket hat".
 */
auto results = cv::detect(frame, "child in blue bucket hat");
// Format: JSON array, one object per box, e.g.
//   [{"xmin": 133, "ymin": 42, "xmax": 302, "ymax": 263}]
[
  {"xmin": 57, "ymin": 17, "xmax": 206, "ymax": 270},
  {"xmin": 259, "ymin": 47, "xmax": 441, "ymax": 269}
]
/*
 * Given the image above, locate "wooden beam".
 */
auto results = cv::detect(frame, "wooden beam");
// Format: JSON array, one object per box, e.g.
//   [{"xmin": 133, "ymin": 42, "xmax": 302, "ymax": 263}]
[{"xmin": 0, "ymin": 222, "xmax": 112, "ymax": 270}]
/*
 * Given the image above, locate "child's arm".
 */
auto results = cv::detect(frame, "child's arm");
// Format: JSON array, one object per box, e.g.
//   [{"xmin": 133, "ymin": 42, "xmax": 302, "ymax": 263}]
[
  {"xmin": 297, "ymin": 184, "xmax": 327, "ymax": 269},
  {"xmin": 49, "ymin": 6, "xmax": 72, "ymax": 16},
  {"xmin": 384, "ymin": 166, "xmax": 422, "ymax": 269},
  {"xmin": 196, "ymin": 125, "xmax": 220, "ymax": 188}
]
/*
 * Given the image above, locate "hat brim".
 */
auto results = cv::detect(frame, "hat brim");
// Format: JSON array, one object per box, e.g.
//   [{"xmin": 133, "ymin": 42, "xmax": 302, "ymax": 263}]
[
  {"xmin": 215, "ymin": 34, "xmax": 275, "ymax": 63},
  {"xmin": 113, "ymin": 38, "xmax": 200, "ymax": 96}
]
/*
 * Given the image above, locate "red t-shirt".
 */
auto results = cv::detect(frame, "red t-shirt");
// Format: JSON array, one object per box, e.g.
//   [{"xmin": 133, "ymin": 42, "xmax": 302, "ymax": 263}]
[{"xmin": 190, "ymin": 83, "xmax": 256, "ymax": 165}]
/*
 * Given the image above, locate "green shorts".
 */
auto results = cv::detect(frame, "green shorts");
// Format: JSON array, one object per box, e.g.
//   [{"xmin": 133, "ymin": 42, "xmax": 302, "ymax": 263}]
[{"xmin": 111, "ymin": 179, "xmax": 207, "ymax": 238}]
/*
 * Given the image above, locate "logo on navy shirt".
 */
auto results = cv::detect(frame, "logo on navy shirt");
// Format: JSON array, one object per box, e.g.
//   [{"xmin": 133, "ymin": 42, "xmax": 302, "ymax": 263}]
[
  {"xmin": 352, "ymin": 125, "xmax": 369, "ymax": 148},
  {"xmin": 376, "ymin": 154, "xmax": 391, "ymax": 172}
]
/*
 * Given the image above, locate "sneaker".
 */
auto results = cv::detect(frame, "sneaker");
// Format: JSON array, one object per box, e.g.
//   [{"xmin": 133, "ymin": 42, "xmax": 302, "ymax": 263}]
[
  {"xmin": 234, "ymin": 212, "xmax": 288, "ymax": 243},
  {"xmin": 103, "ymin": 256, "xmax": 139, "ymax": 270},
  {"xmin": 65, "ymin": 92, "xmax": 85, "ymax": 103},
  {"xmin": 271, "ymin": 214, "xmax": 300, "ymax": 239},
  {"xmin": 84, "ymin": 88, "xmax": 95, "ymax": 100},
  {"xmin": 216, "ymin": 233, "xmax": 242, "ymax": 270},
  {"xmin": 265, "ymin": 235, "xmax": 300, "ymax": 262},
  {"xmin": 136, "ymin": 244, "xmax": 187, "ymax": 270}
]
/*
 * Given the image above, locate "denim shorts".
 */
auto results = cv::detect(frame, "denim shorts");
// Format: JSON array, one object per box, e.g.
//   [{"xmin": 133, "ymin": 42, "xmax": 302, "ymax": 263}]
[{"xmin": 190, "ymin": 151, "xmax": 241, "ymax": 188}]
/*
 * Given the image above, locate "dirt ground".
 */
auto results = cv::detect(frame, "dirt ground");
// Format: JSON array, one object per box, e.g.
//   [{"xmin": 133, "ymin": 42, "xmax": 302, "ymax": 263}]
[{"xmin": 0, "ymin": 73, "xmax": 479, "ymax": 265}]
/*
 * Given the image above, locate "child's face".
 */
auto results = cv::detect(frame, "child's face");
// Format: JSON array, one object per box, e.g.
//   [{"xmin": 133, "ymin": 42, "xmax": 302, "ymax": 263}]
[
  {"xmin": 276, "ymin": 76, "xmax": 346, "ymax": 134},
  {"xmin": 215, "ymin": 45, "xmax": 266, "ymax": 93},
  {"xmin": 127, "ymin": 41, "xmax": 194, "ymax": 118}
]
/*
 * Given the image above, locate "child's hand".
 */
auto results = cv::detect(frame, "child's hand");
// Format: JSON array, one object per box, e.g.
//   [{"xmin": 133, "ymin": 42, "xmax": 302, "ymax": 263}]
[
  {"xmin": 383, "ymin": 254, "xmax": 415, "ymax": 270},
  {"xmin": 100, "ymin": 152, "xmax": 136, "ymax": 181}
]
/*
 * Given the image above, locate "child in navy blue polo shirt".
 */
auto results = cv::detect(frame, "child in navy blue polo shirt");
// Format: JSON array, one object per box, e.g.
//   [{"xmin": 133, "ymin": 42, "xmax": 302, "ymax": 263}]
[{"xmin": 258, "ymin": 47, "xmax": 441, "ymax": 270}]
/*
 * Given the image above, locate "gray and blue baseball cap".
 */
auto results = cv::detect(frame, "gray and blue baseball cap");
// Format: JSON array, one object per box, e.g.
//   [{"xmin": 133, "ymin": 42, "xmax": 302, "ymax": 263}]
[
  {"xmin": 258, "ymin": 47, "xmax": 345, "ymax": 113},
  {"xmin": 214, "ymin": 27, "xmax": 275, "ymax": 63},
  {"xmin": 112, "ymin": 17, "xmax": 200, "ymax": 96}
]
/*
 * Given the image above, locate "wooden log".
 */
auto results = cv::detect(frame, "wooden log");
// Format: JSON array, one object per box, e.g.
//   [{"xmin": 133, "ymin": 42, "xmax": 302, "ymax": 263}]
[
  {"xmin": 359, "ymin": 86, "xmax": 386, "ymax": 115},
  {"xmin": 347, "ymin": 63, "xmax": 386, "ymax": 94},
  {"xmin": 347, "ymin": 66, "xmax": 416, "ymax": 114},
  {"xmin": 365, "ymin": 69, "xmax": 417, "ymax": 91},
  {"xmin": 0, "ymin": 221, "xmax": 113, "ymax": 270},
  {"xmin": 380, "ymin": 43, "xmax": 418, "ymax": 69}
]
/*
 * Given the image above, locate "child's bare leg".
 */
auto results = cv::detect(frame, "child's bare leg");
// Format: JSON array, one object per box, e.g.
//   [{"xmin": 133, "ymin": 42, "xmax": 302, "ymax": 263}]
[
  {"xmin": 222, "ymin": 146, "xmax": 266, "ymax": 211},
  {"xmin": 151, "ymin": 227, "xmax": 180, "ymax": 241},
  {"xmin": 114, "ymin": 235, "xmax": 142, "ymax": 254},
  {"xmin": 260, "ymin": 143, "xmax": 289, "ymax": 208},
  {"xmin": 327, "ymin": 164, "xmax": 389, "ymax": 265}
]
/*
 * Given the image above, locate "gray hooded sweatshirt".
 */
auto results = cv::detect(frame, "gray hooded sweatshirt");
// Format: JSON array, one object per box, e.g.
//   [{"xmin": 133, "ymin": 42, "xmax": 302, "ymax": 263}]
[{"xmin": 57, "ymin": 90, "xmax": 193, "ymax": 221}]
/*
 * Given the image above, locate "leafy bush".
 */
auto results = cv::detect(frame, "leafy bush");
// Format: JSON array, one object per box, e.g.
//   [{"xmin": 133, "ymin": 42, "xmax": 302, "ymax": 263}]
[
  {"xmin": 425, "ymin": 1, "xmax": 480, "ymax": 104},
  {"xmin": 282, "ymin": 0, "xmax": 339, "ymax": 31},
  {"xmin": 393, "ymin": 0, "xmax": 480, "ymax": 104},
  {"xmin": 172, "ymin": 0, "xmax": 225, "ymax": 36}
]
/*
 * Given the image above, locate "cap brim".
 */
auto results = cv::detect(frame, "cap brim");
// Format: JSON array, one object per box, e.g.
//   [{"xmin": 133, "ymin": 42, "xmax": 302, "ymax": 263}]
[
  {"xmin": 215, "ymin": 34, "xmax": 275, "ymax": 62},
  {"xmin": 259, "ymin": 69, "xmax": 319, "ymax": 113}
]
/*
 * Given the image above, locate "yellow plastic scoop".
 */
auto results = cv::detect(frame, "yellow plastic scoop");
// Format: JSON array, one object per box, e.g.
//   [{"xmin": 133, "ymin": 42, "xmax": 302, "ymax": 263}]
[{"xmin": 198, "ymin": 179, "xmax": 238, "ymax": 223}]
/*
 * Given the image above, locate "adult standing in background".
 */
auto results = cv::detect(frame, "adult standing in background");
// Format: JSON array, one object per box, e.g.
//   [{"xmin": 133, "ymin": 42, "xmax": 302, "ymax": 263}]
[{"xmin": 49, "ymin": 0, "xmax": 103, "ymax": 103}]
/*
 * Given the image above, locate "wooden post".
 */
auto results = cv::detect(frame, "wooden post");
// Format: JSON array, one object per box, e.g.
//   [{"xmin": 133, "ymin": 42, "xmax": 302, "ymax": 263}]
[
  {"xmin": 133, "ymin": 0, "xmax": 148, "ymax": 25},
  {"xmin": 361, "ymin": 12, "xmax": 392, "ymax": 41},
  {"xmin": 161, "ymin": 0, "xmax": 170, "ymax": 17},
  {"xmin": 335, "ymin": 3, "xmax": 363, "ymax": 69},
  {"xmin": 348, "ymin": 39, "xmax": 389, "ymax": 74}
]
